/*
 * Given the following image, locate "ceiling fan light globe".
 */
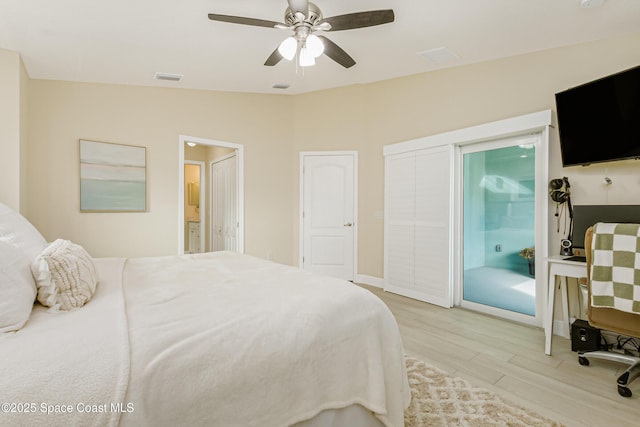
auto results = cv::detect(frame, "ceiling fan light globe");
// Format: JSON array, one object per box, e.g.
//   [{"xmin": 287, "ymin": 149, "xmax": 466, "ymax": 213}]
[
  {"xmin": 306, "ymin": 34, "xmax": 324, "ymax": 58},
  {"xmin": 278, "ymin": 36, "xmax": 297, "ymax": 61},
  {"xmin": 299, "ymin": 47, "xmax": 316, "ymax": 67}
]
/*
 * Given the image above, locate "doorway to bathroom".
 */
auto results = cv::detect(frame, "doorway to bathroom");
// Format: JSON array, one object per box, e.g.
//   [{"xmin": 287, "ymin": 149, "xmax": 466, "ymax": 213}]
[
  {"xmin": 184, "ymin": 161, "xmax": 205, "ymax": 253},
  {"xmin": 178, "ymin": 135, "xmax": 244, "ymax": 255},
  {"xmin": 460, "ymin": 135, "xmax": 538, "ymax": 323}
]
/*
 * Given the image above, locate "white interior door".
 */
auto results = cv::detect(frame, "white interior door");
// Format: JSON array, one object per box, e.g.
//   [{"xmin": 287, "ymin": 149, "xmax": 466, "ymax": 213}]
[
  {"xmin": 211, "ymin": 154, "xmax": 237, "ymax": 252},
  {"xmin": 301, "ymin": 153, "xmax": 357, "ymax": 281}
]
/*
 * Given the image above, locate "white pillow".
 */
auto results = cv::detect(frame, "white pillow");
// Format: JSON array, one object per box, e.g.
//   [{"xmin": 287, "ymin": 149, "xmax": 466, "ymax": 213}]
[
  {"xmin": 0, "ymin": 203, "xmax": 48, "ymax": 265},
  {"xmin": 0, "ymin": 242, "xmax": 37, "ymax": 332},
  {"xmin": 32, "ymin": 239, "xmax": 98, "ymax": 311}
]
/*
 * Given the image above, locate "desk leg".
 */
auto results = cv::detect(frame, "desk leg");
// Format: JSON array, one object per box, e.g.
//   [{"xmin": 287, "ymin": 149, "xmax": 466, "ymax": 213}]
[
  {"xmin": 560, "ymin": 276, "xmax": 570, "ymax": 339},
  {"xmin": 545, "ymin": 271, "xmax": 557, "ymax": 355}
]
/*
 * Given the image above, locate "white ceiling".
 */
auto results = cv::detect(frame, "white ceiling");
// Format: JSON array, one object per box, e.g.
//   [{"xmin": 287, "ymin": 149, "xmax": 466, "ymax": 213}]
[{"xmin": 1, "ymin": 0, "xmax": 639, "ymax": 95}]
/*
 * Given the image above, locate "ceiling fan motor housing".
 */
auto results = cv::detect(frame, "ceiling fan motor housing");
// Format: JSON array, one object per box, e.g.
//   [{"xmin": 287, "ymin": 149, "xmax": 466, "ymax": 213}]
[{"xmin": 285, "ymin": 2, "xmax": 322, "ymax": 26}]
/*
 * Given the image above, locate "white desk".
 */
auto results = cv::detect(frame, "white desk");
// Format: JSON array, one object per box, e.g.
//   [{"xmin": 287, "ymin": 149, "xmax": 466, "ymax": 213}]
[{"xmin": 545, "ymin": 256, "xmax": 587, "ymax": 355}]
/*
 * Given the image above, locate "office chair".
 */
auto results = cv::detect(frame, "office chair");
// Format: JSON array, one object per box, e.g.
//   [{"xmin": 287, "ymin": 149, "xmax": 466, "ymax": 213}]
[{"xmin": 577, "ymin": 224, "xmax": 640, "ymax": 398}]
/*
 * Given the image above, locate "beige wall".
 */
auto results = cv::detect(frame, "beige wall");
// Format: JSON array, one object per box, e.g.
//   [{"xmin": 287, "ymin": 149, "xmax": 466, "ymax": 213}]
[
  {"xmin": 293, "ymin": 31, "xmax": 640, "ymax": 278},
  {"xmin": 19, "ymin": 58, "xmax": 29, "ymax": 214},
  {"xmin": 0, "ymin": 49, "xmax": 22, "ymax": 211},
  {"xmin": 26, "ymin": 81, "xmax": 293, "ymax": 261},
  {"xmin": 2, "ymin": 30, "xmax": 639, "ymax": 279}
]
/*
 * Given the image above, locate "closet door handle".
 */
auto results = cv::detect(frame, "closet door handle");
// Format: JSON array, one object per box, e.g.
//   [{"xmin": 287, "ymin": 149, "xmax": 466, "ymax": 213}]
[{"xmin": 344, "ymin": 222, "xmax": 353, "ymax": 227}]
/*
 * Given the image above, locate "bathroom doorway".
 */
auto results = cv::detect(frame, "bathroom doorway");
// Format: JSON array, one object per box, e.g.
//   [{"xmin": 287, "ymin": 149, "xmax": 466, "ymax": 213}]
[
  {"xmin": 178, "ymin": 135, "xmax": 244, "ymax": 255},
  {"xmin": 460, "ymin": 134, "xmax": 539, "ymax": 324},
  {"xmin": 184, "ymin": 161, "xmax": 205, "ymax": 253}
]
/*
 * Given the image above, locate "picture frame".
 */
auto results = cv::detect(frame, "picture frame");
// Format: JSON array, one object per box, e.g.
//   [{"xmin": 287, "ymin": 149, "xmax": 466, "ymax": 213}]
[{"xmin": 79, "ymin": 139, "xmax": 147, "ymax": 212}]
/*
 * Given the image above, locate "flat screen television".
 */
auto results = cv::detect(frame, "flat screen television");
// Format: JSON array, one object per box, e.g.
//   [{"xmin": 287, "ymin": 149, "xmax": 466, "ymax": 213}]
[{"xmin": 555, "ymin": 65, "xmax": 640, "ymax": 167}]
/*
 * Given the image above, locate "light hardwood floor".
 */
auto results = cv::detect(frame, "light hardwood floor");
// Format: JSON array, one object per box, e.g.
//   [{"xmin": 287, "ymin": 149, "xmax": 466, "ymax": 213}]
[{"xmin": 361, "ymin": 285, "xmax": 640, "ymax": 427}]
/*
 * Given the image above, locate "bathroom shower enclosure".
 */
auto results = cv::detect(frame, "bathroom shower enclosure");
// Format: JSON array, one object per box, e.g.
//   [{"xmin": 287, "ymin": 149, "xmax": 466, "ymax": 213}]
[{"xmin": 460, "ymin": 136, "xmax": 537, "ymax": 321}]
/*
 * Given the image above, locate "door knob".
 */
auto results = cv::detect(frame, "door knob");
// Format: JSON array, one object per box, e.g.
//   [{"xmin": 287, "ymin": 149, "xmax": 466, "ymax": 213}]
[{"xmin": 344, "ymin": 222, "xmax": 353, "ymax": 227}]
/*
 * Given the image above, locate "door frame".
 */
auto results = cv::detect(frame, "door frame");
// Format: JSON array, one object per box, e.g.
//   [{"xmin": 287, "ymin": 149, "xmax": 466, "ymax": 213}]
[
  {"xmin": 456, "ymin": 134, "xmax": 543, "ymax": 327},
  {"xmin": 451, "ymin": 120, "xmax": 549, "ymax": 328},
  {"xmin": 299, "ymin": 151, "xmax": 358, "ymax": 280},
  {"xmin": 178, "ymin": 135, "xmax": 244, "ymax": 255}
]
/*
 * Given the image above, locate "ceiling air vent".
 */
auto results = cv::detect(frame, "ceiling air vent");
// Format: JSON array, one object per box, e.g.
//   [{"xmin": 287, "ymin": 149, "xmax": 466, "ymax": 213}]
[
  {"xmin": 155, "ymin": 72, "xmax": 183, "ymax": 82},
  {"xmin": 417, "ymin": 47, "xmax": 459, "ymax": 64}
]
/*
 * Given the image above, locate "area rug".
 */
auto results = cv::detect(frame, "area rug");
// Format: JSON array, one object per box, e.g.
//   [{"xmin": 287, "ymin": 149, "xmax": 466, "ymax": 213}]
[{"xmin": 404, "ymin": 356, "xmax": 564, "ymax": 427}]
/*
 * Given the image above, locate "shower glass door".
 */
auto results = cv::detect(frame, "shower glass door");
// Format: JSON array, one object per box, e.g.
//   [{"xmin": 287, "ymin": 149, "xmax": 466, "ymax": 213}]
[{"xmin": 462, "ymin": 139, "xmax": 536, "ymax": 317}]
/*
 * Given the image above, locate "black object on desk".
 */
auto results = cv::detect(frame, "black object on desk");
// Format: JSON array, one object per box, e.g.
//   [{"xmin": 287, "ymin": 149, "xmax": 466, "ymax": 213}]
[
  {"xmin": 564, "ymin": 255, "xmax": 586, "ymax": 263},
  {"xmin": 572, "ymin": 205, "xmax": 640, "ymax": 249}
]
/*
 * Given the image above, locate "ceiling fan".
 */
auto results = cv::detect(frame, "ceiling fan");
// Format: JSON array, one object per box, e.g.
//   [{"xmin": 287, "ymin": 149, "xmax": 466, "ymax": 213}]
[{"xmin": 208, "ymin": 0, "xmax": 394, "ymax": 68}]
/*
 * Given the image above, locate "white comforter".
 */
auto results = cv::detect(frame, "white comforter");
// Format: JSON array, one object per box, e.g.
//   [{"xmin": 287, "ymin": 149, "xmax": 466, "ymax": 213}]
[
  {"xmin": 2, "ymin": 251, "xmax": 409, "ymax": 427},
  {"xmin": 0, "ymin": 258, "xmax": 130, "ymax": 427}
]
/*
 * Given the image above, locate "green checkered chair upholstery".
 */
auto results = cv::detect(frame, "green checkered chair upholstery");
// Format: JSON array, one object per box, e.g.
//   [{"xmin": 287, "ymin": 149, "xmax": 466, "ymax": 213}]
[{"xmin": 578, "ymin": 224, "xmax": 640, "ymax": 398}]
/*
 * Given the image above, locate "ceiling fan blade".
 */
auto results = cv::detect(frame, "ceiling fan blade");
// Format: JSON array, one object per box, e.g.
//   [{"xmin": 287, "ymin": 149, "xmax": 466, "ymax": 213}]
[
  {"xmin": 320, "ymin": 10, "xmax": 395, "ymax": 31},
  {"xmin": 264, "ymin": 48, "xmax": 284, "ymax": 66},
  {"xmin": 208, "ymin": 14, "xmax": 283, "ymax": 29},
  {"xmin": 317, "ymin": 36, "xmax": 356, "ymax": 68},
  {"xmin": 287, "ymin": 0, "xmax": 309, "ymax": 16}
]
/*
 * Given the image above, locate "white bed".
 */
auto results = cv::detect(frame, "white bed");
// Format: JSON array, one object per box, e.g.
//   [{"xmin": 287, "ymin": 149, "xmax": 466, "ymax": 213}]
[{"xmin": 0, "ymin": 203, "xmax": 410, "ymax": 426}]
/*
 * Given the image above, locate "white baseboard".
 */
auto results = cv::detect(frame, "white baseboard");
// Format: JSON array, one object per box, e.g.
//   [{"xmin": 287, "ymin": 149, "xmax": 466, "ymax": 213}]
[
  {"xmin": 354, "ymin": 274, "xmax": 384, "ymax": 288},
  {"xmin": 553, "ymin": 319, "xmax": 570, "ymax": 339}
]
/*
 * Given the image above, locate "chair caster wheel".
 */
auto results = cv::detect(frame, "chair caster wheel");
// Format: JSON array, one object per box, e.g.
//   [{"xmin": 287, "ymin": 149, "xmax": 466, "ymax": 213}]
[
  {"xmin": 618, "ymin": 385, "xmax": 632, "ymax": 398},
  {"xmin": 578, "ymin": 356, "xmax": 589, "ymax": 366}
]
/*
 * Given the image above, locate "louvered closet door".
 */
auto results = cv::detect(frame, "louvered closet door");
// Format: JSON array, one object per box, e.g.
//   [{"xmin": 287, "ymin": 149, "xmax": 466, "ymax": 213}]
[
  {"xmin": 223, "ymin": 156, "xmax": 237, "ymax": 251},
  {"xmin": 386, "ymin": 153, "xmax": 416, "ymax": 291},
  {"xmin": 414, "ymin": 148, "xmax": 452, "ymax": 307},
  {"xmin": 212, "ymin": 154, "xmax": 237, "ymax": 252},
  {"xmin": 211, "ymin": 161, "xmax": 226, "ymax": 251},
  {"xmin": 385, "ymin": 146, "xmax": 452, "ymax": 308}
]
